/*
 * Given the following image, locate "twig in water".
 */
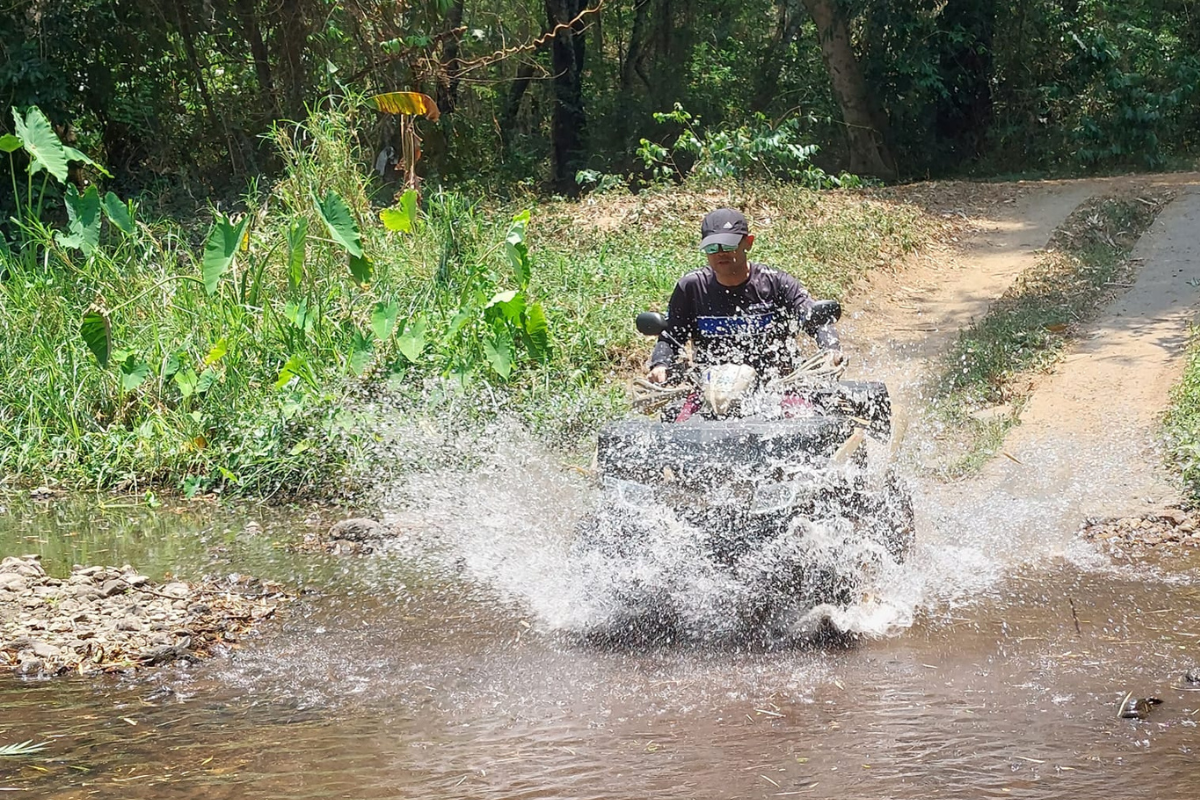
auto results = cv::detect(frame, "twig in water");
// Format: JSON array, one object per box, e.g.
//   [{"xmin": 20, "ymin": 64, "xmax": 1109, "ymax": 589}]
[{"xmin": 1068, "ymin": 598, "xmax": 1082, "ymax": 636}]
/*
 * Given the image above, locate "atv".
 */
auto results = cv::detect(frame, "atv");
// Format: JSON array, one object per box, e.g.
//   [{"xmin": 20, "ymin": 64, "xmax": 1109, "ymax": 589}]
[{"xmin": 573, "ymin": 301, "xmax": 914, "ymax": 643}]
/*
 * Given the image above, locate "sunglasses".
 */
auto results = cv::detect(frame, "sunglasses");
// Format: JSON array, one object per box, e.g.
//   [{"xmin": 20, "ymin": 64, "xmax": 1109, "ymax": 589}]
[{"xmin": 702, "ymin": 242, "xmax": 741, "ymax": 255}]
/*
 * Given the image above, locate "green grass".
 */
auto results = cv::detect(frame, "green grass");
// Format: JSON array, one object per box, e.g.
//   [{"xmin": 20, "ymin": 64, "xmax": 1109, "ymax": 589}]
[
  {"xmin": 1165, "ymin": 329, "xmax": 1200, "ymax": 504},
  {"xmin": 931, "ymin": 194, "xmax": 1170, "ymax": 477},
  {"xmin": 0, "ymin": 104, "xmax": 941, "ymax": 500}
]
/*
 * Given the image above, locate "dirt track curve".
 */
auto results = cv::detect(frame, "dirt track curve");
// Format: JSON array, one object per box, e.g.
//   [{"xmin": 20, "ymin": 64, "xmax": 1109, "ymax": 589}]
[{"xmin": 841, "ymin": 174, "xmax": 1200, "ymax": 545}]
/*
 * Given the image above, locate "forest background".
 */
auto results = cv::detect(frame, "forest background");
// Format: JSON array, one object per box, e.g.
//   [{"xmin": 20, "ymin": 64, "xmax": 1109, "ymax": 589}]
[{"xmin": 3, "ymin": 0, "xmax": 1200, "ymax": 500}]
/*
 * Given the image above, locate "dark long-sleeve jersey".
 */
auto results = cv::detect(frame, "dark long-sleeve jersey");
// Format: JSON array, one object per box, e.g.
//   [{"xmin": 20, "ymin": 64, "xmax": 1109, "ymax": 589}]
[{"xmin": 649, "ymin": 262, "xmax": 839, "ymax": 375}]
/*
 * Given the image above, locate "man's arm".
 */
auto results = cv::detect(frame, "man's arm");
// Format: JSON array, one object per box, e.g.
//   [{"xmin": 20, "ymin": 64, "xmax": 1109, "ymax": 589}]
[
  {"xmin": 647, "ymin": 281, "xmax": 694, "ymax": 381},
  {"xmin": 777, "ymin": 272, "xmax": 840, "ymax": 350}
]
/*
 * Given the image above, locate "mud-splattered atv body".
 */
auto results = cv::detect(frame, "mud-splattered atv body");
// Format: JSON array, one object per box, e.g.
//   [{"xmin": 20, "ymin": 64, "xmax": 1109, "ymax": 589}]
[{"xmin": 574, "ymin": 304, "xmax": 913, "ymax": 642}]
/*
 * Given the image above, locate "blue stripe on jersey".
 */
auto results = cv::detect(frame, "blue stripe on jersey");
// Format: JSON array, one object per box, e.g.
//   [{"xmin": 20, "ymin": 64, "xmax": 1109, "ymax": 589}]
[{"xmin": 696, "ymin": 312, "xmax": 776, "ymax": 337}]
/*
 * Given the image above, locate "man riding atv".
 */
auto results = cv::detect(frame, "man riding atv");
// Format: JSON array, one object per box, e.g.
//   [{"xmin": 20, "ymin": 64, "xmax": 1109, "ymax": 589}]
[{"xmin": 647, "ymin": 207, "xmax": 845, "ymax": 387}]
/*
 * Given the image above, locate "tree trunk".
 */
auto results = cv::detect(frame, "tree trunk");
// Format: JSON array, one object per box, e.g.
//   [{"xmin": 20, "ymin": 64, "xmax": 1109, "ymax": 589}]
[
  {"xmin": 801, "ymin": 0, "xmax": 896, "ymax": 179},
  {"xmin": 545, "ymin": 0, "xmax": 588, "ymax": 194},
  {"xmin": 621, "ymin": 0, "xmax": 652, "ymax": 92},
  {"xmin": 278, "ymin": 0, "xmax": 309, "ymax": 119},
  {"xmin": 233, "ymin": 0, "xmax": 276, "ymax": 114},
  {"xmin": 500, "ymin": 61, "xmax": 538, "ymax": 154},
  {"xmin": 935, "ymin": 0, "xmax": 995, "ymax": 162}
]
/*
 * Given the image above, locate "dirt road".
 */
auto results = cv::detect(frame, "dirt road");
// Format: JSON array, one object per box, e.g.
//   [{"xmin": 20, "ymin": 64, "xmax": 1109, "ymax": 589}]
[{"xmin": 842, "ymin": 174, "xmax": 1200, "ymax": 547}]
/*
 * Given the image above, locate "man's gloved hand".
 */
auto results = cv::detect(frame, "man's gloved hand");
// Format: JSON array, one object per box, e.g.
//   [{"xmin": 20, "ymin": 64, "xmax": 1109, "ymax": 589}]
[
  {"xmin": 828, "ymin": 349, "xmax": 849, "ymax": 367},
  {"xmin": 647, "ymin": 365, "xmax": 668, "ymax": 384}
]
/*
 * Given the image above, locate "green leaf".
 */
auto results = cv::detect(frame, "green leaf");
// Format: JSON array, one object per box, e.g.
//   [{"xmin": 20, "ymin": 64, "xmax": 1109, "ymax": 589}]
[
  {"xmin": 446, "ymin": 308, "xmax": 472, "ymax": 340},
  {"xmin": 505, "ymin": 209, "xmax": 532, "ymax": 287},
  {"xmin": 162, "ymin": 351, "xmax": 182, "ymax": 380},
  {"xmin": 195, "ymin": 369, "xmax": 218, "ymax": 394},
  {"xmin": 0, "ymin": 134, "xmax": 20, "ymax": 154},
  {"xmin": 313, "ymin": 190, "xmax": 363, "ymax": 257},
  {"xmin": 13, "ymin": 106, "xmax": 68, "ymax": 182},
  {"xmin": 524, "ymin": 302, "xmax": 551, "ymax": 360},
  {"xmin": 203, "ymin": 337, "xmax": 229, "ymax": 366},
  {"xmin": 286, "ymin": 217, "xmax": 307, "ymax": 291},
  {"xmin": 486, "ymin": 289, "xmax": 525, "ymax": 322},
  {"xmin": 119, "ymin": 358, "xmax": 151, "ymax": 392},
  {"xmin": 80, "ymin": 307, "xmax": 112, "ymax": 368},
  {"xmin": 0, "ymin": 740, "xmax": 48, "ymax": 757},
  {"xmin": 349, "ymin": 331, "xmax": 374, "ymax": 376},
  {"xmin": 396, "ymin": 316, "xmax": 427, "ymax": 363},
  {"xmin": 102, "ymin": 192, "xmax": 134, "ymax": 234},
  {"xmin": 63, "ymin": 144, "xmax": 112, "ymax": 178},
  {"xmin": 380, "ymin": 208, "xmax": 410, "ymax": 233},
  {"xmin": 483, "ymin": 330, "xmax": 514, "ymax": 378},
  {"xmin": 371, "ymin": 300, "xmax": 400, "ymax": 340},
  {"xmin": 56, "ymin": 185, "xmax": 102, "ymax": 255},
  {"xmin": 174, "ymin": 367, "xmax": 199, "ymax": 399},
  {"xmin": 275, "ymin": 353, "xmax": 317, "ymax": 390},
  {"xmin": 348, "ymin": 253, "xmax": 374, "ymax": 286},
  {"xmin": 202, "ymin": 213, "xmax": 251, "ymax": 296}
]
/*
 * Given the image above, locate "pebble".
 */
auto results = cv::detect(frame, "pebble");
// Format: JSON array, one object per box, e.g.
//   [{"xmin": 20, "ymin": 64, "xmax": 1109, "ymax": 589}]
[{"xmin": 0, "ymin": 557, "xmax": 288, "ymax": 677}]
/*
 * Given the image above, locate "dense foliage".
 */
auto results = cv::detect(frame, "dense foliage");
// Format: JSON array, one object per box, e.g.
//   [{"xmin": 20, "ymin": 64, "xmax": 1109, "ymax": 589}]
[
  {"xmin": 2, "ymin": 0, "xmax": 1197, "ymax": 209},
  {"xmin": 0, "ymin": 102, "xmax": 935, "ymax": 495}
]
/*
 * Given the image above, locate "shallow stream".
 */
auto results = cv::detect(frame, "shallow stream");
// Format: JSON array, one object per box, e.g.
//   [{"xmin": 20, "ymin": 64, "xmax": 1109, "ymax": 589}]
[{"xmin": 2, "ymin": 470, "xmax": 1199, "ymax": 799}]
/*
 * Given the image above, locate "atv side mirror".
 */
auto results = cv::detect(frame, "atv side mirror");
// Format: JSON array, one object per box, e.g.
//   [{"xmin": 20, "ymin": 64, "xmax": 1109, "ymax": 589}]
[
  {"xmin": 636, "ymin": 311, "xmax": 669, "ymax": 337},
  {"xmin": 807, "ymin": 300, "xmax": 842, "ymax": 327}
]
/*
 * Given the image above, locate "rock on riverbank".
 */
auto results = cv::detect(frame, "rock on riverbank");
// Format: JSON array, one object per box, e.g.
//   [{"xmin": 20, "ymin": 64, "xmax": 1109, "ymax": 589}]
[
  {"xmin": 1080, "ymin": 508, "xmax": 1200, "ymax": 551},
  {"xmin": 0, "ymin": 556, "xmax": 287, "ymax": 677}
]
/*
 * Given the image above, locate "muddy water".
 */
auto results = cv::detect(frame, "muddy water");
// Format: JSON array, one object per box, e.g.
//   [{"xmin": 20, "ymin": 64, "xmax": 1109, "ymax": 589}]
[{"xmin": 3, "ymin": 492, "xmax": 1200, "ymax": 800}]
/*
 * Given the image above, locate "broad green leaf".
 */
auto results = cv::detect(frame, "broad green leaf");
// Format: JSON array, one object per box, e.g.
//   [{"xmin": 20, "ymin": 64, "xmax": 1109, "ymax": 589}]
[
  {"xmin": 0, "ymin": 134, "xmax": 20, "ymax": 154},
  {"xmin": 367, "ymin": 91, "xmax": 441, "ymax": 121},
  {"xmin": 349, "ymin": 332, "xmax": 374, "ymax": 376},
  {"xmin": 524, "ymin": 302, "xmax": 551, "ymax": 360},
  {"xmin": 119, "ymin": 359, "xmax": 151, "ymax": 392},
  {"xmin": 483, "ymin": 330, "xmax": 514, "ymax": 379},
  {"xmin": 56, "ymin": 185, "xmax": 102, "ymax": 255},
  {"xmin": 446, "ymin": 308, "xmax": 472, "ymax": 340},
  {"xmin": 312, "ymin": 190, "xmax": 363, "ymax": 257},
  {"xmin": 286, "ymin": 217, "xmax": 307, "ymax": 291},
  {"xmin": 162, "ymin": 352, "xmax": 182, "ymax": 380},
  {"xmin": 202, "ymin": 213, "xmax": 251, "ymax": 295},
  {"xmin": 371, "ymin": 300, "xmax": 400, "ymax": 340},
  {"xmin": 486, "ymin": 289, "xmax": 525, "ymax": 322},
  {"xmin": 380, "ymin": 207, "xmax": 411, "ymax": 233},
  {"xmin": 505, "ymin": 210, "xmax": 532, "ymax": 287},
  {"xmin": 102, "ymin": 192, "xmax": 134, "ymax": 234},
  {"xmin": 399, "ymin": 188, "xmax": 419, "ymax": 231},
  {"xmin": 63, "ymin": 144, "xmax": 112, "ymax": 178},
  {"xmin": 288, "ymin": 440, "xmax": 313, "ymax": 456},
  {"xmin": 13, "ymin": 106, "xmax": 68, "ymax": 182},
  {"xmin": 195, "ymin": 369, "xmax": 218, "ymax": 394},
  {"xmin": 275, "ymin": 353, "xmax": 317, "ymax": 390},
  {"xmin": 284, "ymin": 300, "xmax": 313, "ymax": 333},
  {"xmin": 174, "ymin": 367, "xmax": 199, "ymax": 398},
  {"xmin": 80, "ymin": 307, "xmax": 112, "ymax": 368},
  {"xmin": 348, "ymin": 253, "xmax": 373, "ymax": 286},
  {"xmin": 396, "ymin": 316, "xmax": 427, "ymax": 363},
  {"xmin": 203, "ymin": 337, "xmax": 229, "ymax": 366}
]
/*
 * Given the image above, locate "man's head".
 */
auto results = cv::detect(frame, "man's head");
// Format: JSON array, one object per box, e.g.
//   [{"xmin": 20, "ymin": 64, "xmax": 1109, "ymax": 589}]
[{"xmin": 700, "ymin": 207, "xmax": 754, "ymax": 285}]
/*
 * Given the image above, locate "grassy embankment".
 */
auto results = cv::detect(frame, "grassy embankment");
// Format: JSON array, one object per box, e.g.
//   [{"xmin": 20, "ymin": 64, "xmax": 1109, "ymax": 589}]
[
  {"xmin": 1165, "ymin": 337, "xmax": 1200, "ymax": 504},
  {"xmin": 931, "ymin": 192, "xmax": 1172, "ymax": 477},
  {"xmin": 0, "ymin": 107, "xmax": 941, "ymax": 500}
]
